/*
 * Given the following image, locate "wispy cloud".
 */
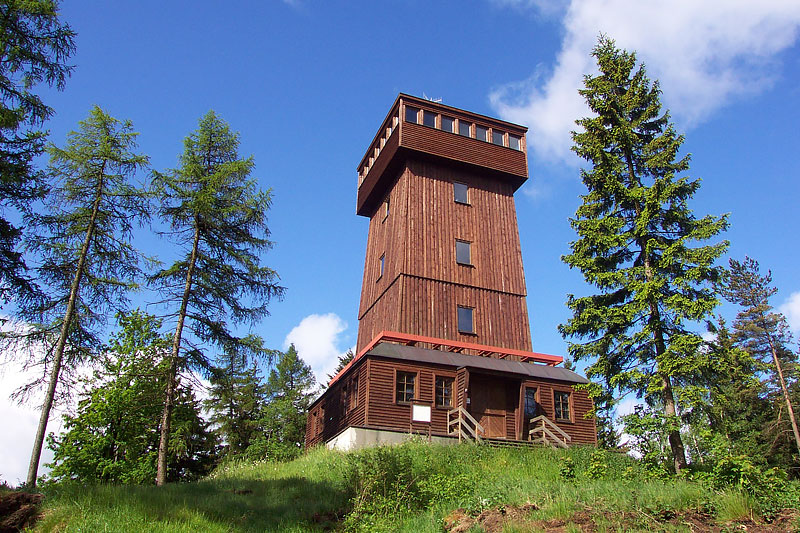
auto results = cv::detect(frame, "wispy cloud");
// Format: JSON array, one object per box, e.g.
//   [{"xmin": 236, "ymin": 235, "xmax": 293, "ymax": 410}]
[
  {"xmin": 283, "ymin": 313, "xmax": 351, "ymax": 384},
  {"xmin": 779, "ymin": 291, "xmax": 800, "ymax": 335},
  {"xmin": 490, "ymin": 0, "xmax": 800, "ymax": 164}
]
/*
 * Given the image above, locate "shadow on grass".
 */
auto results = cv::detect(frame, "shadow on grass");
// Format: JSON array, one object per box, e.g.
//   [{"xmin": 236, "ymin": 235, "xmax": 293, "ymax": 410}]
[{"xmin": 42, "ymin": 474, "xmax": 349, "ymax": 532}]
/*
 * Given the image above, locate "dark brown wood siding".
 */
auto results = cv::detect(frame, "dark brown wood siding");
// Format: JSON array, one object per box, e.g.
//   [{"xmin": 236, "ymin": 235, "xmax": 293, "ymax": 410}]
[
  {"xmin": 516, "ymin": 378, "xmax": 597, "ymax": 445},
  {"xmin": 305, "ymin": 361, "xmax": 368, "ymax": 448}
]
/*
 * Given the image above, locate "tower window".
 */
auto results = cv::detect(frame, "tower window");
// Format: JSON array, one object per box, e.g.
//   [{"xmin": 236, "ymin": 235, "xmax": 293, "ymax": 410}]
[
  {"xmin": 492, "ymin": 130, "xmax": 504, "ymax": 146},
  {"xmin": 441, "ymin": 115, "xmax": 454, "ymax": 133},
  {"xmin": 476, "ymin": 125, "xmax": 488, "ymax": 141},
  {"xmin": 458, "ymin": 120, "xmax": 471, "ymax": 137},
  {"xmin": 378, "ymin": 253, "xmax": 385, "ymax": 279},
  {"xmin": 457, "ymin": 306, "xmax": 474, "ymax": 334},
  {"xmin": 453, "ymin": 182, "xmax": 469, "ymax": 204},
  {"xmin": 405, "ymin": 106, "xmax": 419, "ymax": 123},
  {"xmin": 423, "ymin": 110, "xmax": 437, "ymax": 128},
  {"xmin": 456, "ymin": 240, "xmax": 471, "ymax": 265},
  {"xmin": 383, "ymin": 198, "xmax": 389, "ymax": 221},
  {"xmin": 509, "ymin": 134, "xmax": 521, "ymax": 151}
]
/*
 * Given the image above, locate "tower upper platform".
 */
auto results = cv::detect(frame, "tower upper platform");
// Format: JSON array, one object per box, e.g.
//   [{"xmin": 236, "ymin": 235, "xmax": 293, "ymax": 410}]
[{"xmin": 356, "ymin": 94, "xmax": 528, "ymax": 217}]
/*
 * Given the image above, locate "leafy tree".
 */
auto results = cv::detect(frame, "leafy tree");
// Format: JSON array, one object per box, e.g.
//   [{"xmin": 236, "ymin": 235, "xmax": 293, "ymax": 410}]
[
  {"xmin": 327, "ymin": 349, "xmax": 354, "ymax": 381},
  {"xmin": 150, "ymin": 110, "xmax": 285, "ymax": 485},
  {"xmin": 47, "ymin": 310, "xmax": 216, "ymax": 484},
  {"xmin": 719, "ymin": 257, "xmax": 800, "ymax": 456},
  {"xmin": 205, "ymin": 348, "xmax": 268, "ymax": 458},
  {"xmin": 16, "ymin": 106, "xmax": 149, "ymax": 486},
  {"xmin": 559, "ymin": 37, "xmax": 728, "ymax": 473},
  {"xmin": 249, "ymin": 344, "xmax": 315, "ymax": 461},
  {"xmin": 0, "ymin": 0, "xmax": 75, "ymax": 305}
]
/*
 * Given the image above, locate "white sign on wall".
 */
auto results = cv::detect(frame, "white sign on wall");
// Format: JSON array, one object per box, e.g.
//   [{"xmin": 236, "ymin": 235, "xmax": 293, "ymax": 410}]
[{"xmin": 412, "ymin": 404, "xmax": 431, "ymax": 423}]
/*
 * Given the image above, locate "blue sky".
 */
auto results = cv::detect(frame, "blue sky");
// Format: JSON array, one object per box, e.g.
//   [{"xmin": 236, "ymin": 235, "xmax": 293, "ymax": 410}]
[{"xmin": 2, "ymin": 0, "xmax": 800, "ymax": 483}]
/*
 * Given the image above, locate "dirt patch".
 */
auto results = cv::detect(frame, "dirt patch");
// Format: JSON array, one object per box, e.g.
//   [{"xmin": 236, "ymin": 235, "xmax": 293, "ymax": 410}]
[
  {"xmin": 0, "ymin": 491, "xmax": 44, "ymax": 532},
  {"xmin": 442, "ymin": 504, "xmax": 800, "ymax": 532}
]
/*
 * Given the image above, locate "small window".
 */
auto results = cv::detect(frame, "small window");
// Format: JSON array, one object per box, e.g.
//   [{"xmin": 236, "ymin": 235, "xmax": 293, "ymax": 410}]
[
  {"xmin": 509, "ymin": 134, "xmax": 521, "ymax": 151},
  {"xmin": 554, "ymin": 391, "xmax": 571, "ymax": 421},
  {"xmin": 456, "ymin": 240, "xmax": 471, "ymax": 265},
  {"xmin": 492, "ymin": 130, "xmax": 504, "ymax": 146},
  {"xmin": 423, "ymin": 110, "xmax": 437, "ymax": 128},
  {"xmin": 524, "ymin": 387, "xmax": 538, "ymax": 419},
  {"xmin": 458, "ymin": 120, "xmax": 471, "ymax": 137},
  {"xmin": 350, "ymin": 377, "xmax": 359, "ymax": 410},
  {"xmin": 405, "ymin": 106, "xmax": 419, "ymax": 123},
  {"xmin": 435, "ymin": 377, "xmax": 454, "ymax": 408},
  {"xmin": 453, "ymin": 182, "xmax": 469, "ymax": 204},
  {"xmin": 396, "ymin": 371, "xmax": 416, "ymax": 403},
  {"xmin": 441, "ymin": 115, "xmax": 454, "ymax": 133},
  {"xmin": 476, "ymin": 125, "xmax": 488, "ymax": 141},
  {"xmin": 457, "ymin": 306, "xmax": 474, "ymax": 334},
  {"xmin": 383, "ymin": 198, "xmax": 389, "ymax": 220},
  {"xmin": 378, "ymin": 253, "xmax": 385, "ymax": 278},
  {"xmin": 342, "ymin": 384, "xmax": 349, "ymax": 413}
]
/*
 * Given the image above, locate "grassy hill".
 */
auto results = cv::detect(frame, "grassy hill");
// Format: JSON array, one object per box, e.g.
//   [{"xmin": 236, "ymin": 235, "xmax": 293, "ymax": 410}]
[{"xmin": 27, "ymin": 441, "xmax": 799, "ymax": 532}]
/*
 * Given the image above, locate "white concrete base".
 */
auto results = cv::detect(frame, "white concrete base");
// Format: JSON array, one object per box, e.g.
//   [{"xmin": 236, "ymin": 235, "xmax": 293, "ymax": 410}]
[{"xmin": 325, "ymin": 426, "xmax": 458, "ymax": 452}]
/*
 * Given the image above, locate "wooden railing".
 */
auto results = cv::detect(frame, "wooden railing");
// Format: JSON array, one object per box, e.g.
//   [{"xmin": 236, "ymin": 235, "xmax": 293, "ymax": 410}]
[
  {"xmin": 528, "ymin": 415, "xmax": 571, "ymax": 448},
  {"xmin": 448, "ymin": 407, "xmax": 484, "ymax": 443}
]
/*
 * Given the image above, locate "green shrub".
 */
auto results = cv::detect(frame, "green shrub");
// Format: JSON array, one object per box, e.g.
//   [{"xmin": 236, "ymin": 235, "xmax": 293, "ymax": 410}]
[
  {"xmin": 585, "ymin": 449, "xmax": 607, "ymax": 480},
  {"xmin": 559, "ymin": 456, "xmax": 576, "ymax": 480}
]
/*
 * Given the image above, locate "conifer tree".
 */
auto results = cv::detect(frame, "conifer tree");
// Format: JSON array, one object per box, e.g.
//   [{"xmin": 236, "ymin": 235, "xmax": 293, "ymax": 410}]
[
  {"xmin": 151, "ymin": 111, "xmax": 284, "ymax": 485},
  {"xmin": 559, "ymin": 37, "xmax": 728, "ymax": 473},
  {"xmin": 19, "ymin": 106, "xmax": 149, "ymax": 486},
  {"xmin": 720, "ymin": 257, "xmax": 800, "ymax": 455},
  {"xmin": 0, "ymin": 0, "xmax": 75, "ymax": 305}
]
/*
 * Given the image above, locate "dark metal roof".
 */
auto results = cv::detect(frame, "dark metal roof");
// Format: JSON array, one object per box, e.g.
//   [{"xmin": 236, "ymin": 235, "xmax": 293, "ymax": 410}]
[{"xmin": 367, "ymin": 342, "xmax": 590, "ymax": 384}]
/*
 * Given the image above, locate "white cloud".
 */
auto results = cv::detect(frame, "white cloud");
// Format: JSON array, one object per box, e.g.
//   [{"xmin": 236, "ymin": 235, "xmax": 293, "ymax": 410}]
[
  {"xmin": 779, "ymin": 291, "xmax": 800, "ymax": 335},
  {"xmin": 283, "ymin": 313, "xmax": 351, "ymax": 384},
  {"xmin": 490, "ymin": 0, "xmax": 800, "ymax": 164}
]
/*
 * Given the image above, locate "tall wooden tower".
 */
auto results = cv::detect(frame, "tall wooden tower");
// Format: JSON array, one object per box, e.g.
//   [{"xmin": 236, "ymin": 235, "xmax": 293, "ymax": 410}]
[{"xmin": 356, "ymin": 94, "xmax": 534, "ymax": 355}]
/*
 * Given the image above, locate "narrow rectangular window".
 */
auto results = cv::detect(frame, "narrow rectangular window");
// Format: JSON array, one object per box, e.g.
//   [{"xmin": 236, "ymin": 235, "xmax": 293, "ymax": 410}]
[
  {"xmin": 458, "ymin": 120, "xmax": 471, "ymax": 137},
  {"xmin": 350, "ymin": 377, "xmax": 359, "ymax": 410},
  {"xmin": 524, "ymin": 387, "xmax": 538, "ymax": 419},
  {"xmin": 492, "ymin": 129, "xmax": 504, "ymax": 146},
  {"xmin": 453, "ymin": 182, "xmax": 469, "ymax": 204},
  {"xmin": 342, "ymin": 384, "xmax": 349, "ymax": 413},
  {"xmin": 457, "ymin": 306, "xmax": 474, "ymax": 334},
  {"xmin": 383, "ymin": 198, "xmax": 389, "ymax": 220},
  {"xmin": 435, "ymin": 377, "xmax": 454, "ymax": 408},
  {"xmin": 554, "ymin": 391, "xmax": 571, "ymax": 421},
  {"xmin": 509, "ymin": 134, "xmax": 521, "ymax": 151},
  {"xmin": 405, "ymin": 106, "xmax": 419, "ymax": 123},
  {"xmin": 476, "ymin": 125, "xmax": 488, "ymax": 141},
  {"xmin": 396, "ymin": 371, "xmax": 416, "ymax": 403},
  {"xmin": 441, "ymin": 115, "xmax": 454, "ymax": 133},
  {"xmin": 423, "ymin": 110, "xmax": 437, "ymax": 128},
  {"xmin": 378, "ymin": 253, "xmax": 385, "ymax": 278},
  {"xmin": 456, "ymin": 240, "xmax": 471, "ymax": 265}
]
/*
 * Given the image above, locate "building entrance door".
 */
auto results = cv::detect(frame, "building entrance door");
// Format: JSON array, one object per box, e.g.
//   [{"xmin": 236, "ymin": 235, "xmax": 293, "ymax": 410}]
[{"xmin": 470, "ymin": 376, "xmax": 509, "ymax": 438}]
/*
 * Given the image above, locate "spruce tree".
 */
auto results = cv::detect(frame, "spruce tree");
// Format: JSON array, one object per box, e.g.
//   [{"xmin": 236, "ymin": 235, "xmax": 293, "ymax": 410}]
[
  {"xmin": 559, "ymin": 37, "xmax": 728, "ymax": 473},
  {"xmin": 720, "ymin": 257, "xmax": 800, "ymax": 456},
  {"xmin": 150, "ymin": 111, "xmax": 285, "ymax": 485},
  {"xmin": 19, "ymin": 106, "xmax": 149, "ymax": 486},
  {"xmin": 0, "ymin": 0, "xmax": 75, "ymax": 306}
]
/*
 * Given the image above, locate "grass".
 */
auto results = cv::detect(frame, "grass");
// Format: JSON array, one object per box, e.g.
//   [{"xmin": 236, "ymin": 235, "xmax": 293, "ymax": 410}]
[{"xmin": 29, "ymin": 442, "xmax": 799, "ymax": 532}]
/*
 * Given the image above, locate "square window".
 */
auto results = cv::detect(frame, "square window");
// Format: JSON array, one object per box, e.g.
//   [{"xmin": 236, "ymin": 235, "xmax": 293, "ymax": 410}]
[
  {"xmin": 554, "ymin": 391, "xmax": 571, "ymax": 421},
  {"xmin": 396, "ymin": 371, "xmax": 416, "ymax": 403},
  {"xmin": 453, "ymin": 182, "xmax": 469, "ymax": 204},
  {"xmin": 509, "ymin": 134, "xmax": 521, "ymax": 151},
  {"xmin": 441, "ymin": 115, "xmax": 454, "ymax": 133},
  {"xmin": 405, "ymin": 106, "xmax": 419, "ymax": 123},
  {"xmin": 435, "ymin": 377, "xmax": 454, "ymax": 408},
  {"xmin": 456, "ymin": 240, "xmax": 471, "ymax": 265},
  {"xmin": 458, "ymin": 120, "xmax": 471, "ymax": 137},
  {"xmin": 378, "ymin": 253, "xmax": 385, "ymax": 278},
  {"xmin": 476, "ymin": 125, "xmax": 488, "ymax": 141},
  {"xmin": 423, "ymin": 110, "xmax": 437, "ymax": 128},
  {"xmin": 457, "ymin": 306, "xmax": 474, "ymax": 334},
  {"xmin": 492, "ymin": 130, "xmax": 504, "ymax": 146}
]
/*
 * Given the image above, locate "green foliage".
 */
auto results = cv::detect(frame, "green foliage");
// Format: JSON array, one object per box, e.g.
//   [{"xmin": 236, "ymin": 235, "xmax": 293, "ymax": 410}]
[
  {"xmin": 560, "ymin": 36, "xmax": 728, "ymax": 470},
  {"xmin": 559, "ymin": 455, "xmax": 576, "ymax": 480},
  {"xmin": 621, "ymin": 406, "xmax": 675, "ymax": 477},
  {"xmin": 585, "ymin": 449, "xmax": 608, "ymax": 480},
  {"xmin": 46, "ymin": 310, "xmax": 217, "ymax": 484},
  {"xmin": 0, "ymin": 0, "xmax": 76, "ymax": 306}
]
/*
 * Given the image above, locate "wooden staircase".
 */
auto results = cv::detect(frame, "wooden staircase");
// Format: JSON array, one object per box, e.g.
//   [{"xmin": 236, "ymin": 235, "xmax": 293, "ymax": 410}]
[
  {"xmin": 528, "ymin": 415, "xmax": 572, "ymax": 448},
  {"xmin": 447, "ymin": 407, "xmax": 484, "ymax": 443}
]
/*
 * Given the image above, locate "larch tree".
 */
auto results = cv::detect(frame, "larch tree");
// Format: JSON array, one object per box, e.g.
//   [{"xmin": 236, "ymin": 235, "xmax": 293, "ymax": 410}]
[
  {"xmin": 20, "ymin": 106, "xmax": 150, "ymax": 486},
  {"xmin": 150, "ymin": 110, "xmax": 285, "ymax": 486},
  {"xmin": 0, "ymin": 0, "xmax": 75, "ymax": 306},
  {"xmin": 559, "ymin": 37, "xmax": 728, "ymax": 473},
  {"xmin": 720, "ymin": 257, "xmax": 800, "ymax": 456}
]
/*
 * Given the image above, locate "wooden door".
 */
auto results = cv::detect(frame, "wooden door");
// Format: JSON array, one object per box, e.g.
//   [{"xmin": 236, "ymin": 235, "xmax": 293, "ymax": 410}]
[{"xmin": 469, "ymin": 376, "xmax": 508, "ymax": 438}]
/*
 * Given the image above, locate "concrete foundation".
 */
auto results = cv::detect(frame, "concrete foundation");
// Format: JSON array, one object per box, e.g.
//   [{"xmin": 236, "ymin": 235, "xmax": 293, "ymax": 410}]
[{"xmin": 325, "ymin": 426, "xmax": 458, "ymax": 451}]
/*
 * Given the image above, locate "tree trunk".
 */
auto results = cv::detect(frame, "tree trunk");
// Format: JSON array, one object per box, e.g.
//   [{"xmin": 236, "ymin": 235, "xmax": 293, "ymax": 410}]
[
  {"xmin": 26, "ymin": 174, "xmax": 105, "ymax": 487},
  {"xmin": 766, "ymin": 334, "xmax": 800, "ymax": 454},
  {"xmin": 156, "ymin": 219, "xmax": 201, "ymax": 486}
]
